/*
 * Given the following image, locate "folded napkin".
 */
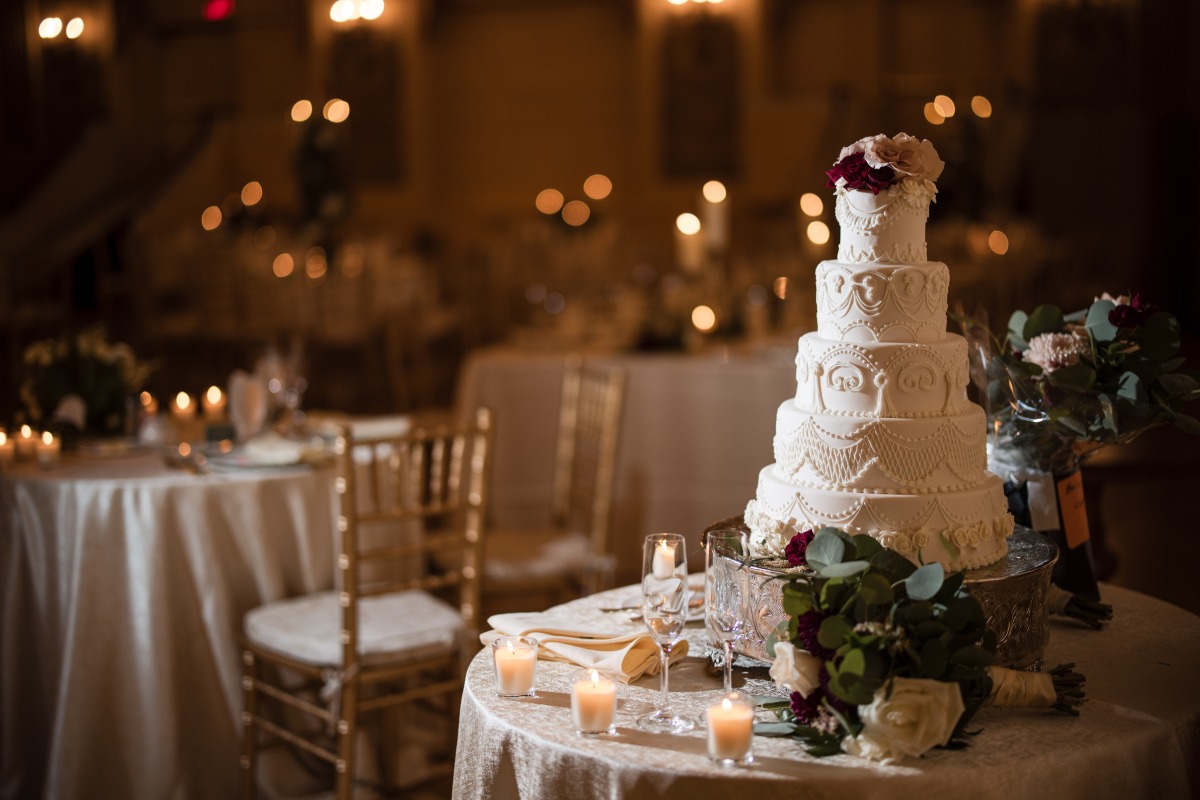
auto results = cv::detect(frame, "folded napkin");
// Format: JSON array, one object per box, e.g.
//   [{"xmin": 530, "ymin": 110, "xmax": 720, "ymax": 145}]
[
  {"xmin": 242, "ymin": 433, "xmax": 310, "ymax": 465},
  {"xmin": 480, "ymin": 612, "xmax": 687, "ymax": 684}
]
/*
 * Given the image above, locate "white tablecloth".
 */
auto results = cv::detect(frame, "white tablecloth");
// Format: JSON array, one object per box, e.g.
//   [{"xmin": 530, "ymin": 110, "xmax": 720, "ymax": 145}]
[
  {"xmin": 0, "ymin": 451, "xmax": 337, "ymax": 799},
  {"xmin": 453, "ymin": 584, "xmax": 1200, "ymax": 800},
  {"xmin": 455, "ymin": 346, "xmax": 797, "ymax": 582}
]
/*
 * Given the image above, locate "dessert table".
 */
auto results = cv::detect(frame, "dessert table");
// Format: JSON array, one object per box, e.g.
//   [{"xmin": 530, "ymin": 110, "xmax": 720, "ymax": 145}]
[
  {"xmin": 0, "ymin": 449, "xmax": 338, "ymax": 800},
  {"xmin": 455, "ymin": 345, "xmax": 797, "ymax": 583},
  {"xmin": 453, "ymin": 583, "xmax": 1200, "ymax": 800}
]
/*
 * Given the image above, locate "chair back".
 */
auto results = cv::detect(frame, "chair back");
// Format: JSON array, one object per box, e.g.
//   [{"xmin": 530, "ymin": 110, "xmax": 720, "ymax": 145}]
[
  {"xmin": 332, "ymin": 407, "xmax": 493, "ymax": 675},
  {"xmin": 550, "ymin": 357, "xmax": 625, "ymax": 579}
]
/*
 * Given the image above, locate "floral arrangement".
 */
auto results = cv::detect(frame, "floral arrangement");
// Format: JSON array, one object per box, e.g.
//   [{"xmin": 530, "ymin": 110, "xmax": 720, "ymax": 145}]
[
  {"xmin": 759, "ymin": 527, "xmax": 1085, "ymax": 763},
  {"xmin": 960, "ymin": 292, "xmax": 1199, "ymax": 476},
  {"xmin": 20, "ymin": 326, "xmax": 155, "ymax": 437},
  {"xmin": 825, "ymin": 133, "xmax": 945, "ymax": 195}
]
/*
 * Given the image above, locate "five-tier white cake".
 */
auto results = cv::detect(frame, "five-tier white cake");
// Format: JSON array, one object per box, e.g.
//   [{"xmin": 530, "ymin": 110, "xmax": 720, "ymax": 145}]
[{"xmin": 745, "ymin": 134, "xmax": 1014, "ymax": 571}]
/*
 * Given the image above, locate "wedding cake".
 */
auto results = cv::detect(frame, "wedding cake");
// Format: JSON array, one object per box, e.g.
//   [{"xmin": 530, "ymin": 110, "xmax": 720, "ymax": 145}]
[{"xmin": 745, "ymin": 134, "xmax": 1014, "ymax": 571}]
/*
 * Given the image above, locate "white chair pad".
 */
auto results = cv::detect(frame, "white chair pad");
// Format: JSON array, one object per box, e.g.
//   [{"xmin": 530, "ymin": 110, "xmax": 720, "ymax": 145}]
[
  {"xmin": 484, "ymin": 528, "xmax": 589, "ymax": 582},
  {"xmin": 244, "ymin": 589, "xmax": 464, "ymax": 668}
]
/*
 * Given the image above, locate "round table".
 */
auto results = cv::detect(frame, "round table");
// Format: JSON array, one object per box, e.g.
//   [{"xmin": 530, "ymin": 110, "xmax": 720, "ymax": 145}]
[
  {"xmin": 0, "ymin": 450, "xmax": 337, "ymax": 800},
  {"xmin": 453, "ymin": 584, "xmax": 1200, "ymax": 800}
]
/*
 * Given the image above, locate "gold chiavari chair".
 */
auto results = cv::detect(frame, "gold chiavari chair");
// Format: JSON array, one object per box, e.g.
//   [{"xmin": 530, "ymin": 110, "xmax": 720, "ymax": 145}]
[
  {"xmin": 240, "ymin": 408, "xmax": 493, "ymax": 799},
  {"xmin": 482, "ymin": 356, "xmax": 626, "ymax": 613}
]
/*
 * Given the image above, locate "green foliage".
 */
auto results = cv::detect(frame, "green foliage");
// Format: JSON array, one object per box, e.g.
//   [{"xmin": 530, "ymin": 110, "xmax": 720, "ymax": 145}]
[
  {"xmin": 769, "ymin": 528, "xmax": 994, "ymax": 755},
  {"xmin": 973, "ymin": 296, "xmax": 1199, "ymax": 474}
]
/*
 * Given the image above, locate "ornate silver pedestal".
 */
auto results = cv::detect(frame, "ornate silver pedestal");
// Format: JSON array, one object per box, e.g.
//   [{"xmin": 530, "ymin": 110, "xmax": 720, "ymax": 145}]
[{"xmin": 706, "ymin": 519, "xmax": 1057, "ymax": 670}]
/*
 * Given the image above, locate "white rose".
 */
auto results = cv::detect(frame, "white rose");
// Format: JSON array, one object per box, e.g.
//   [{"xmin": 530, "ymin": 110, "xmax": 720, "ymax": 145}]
[
  {"xmin": 769, "ymin": 641, "xmax": 822, "ymax": 698},
  {"xmin": 889, "ymin": 134, "xmax": 946, "ymax": 182},
  {"xmin": 1098, "ymin": 292, "xmax": 1130, "ymax": 306},
  {"xmin": 843, "ymin": 678, "xmax": 965, "ymax": 764},
  {"xmin": 862, "ymin": 134, "xmax": 902, "ymax": 170}
]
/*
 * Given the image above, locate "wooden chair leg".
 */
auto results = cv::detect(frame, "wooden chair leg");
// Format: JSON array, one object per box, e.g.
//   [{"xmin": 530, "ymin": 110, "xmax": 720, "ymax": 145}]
[
  {"xmin": 335, "ymin": 679, "xmax": 359, "ymax": 800},
  {"xmin": 241, "ymin": 649, "xmax": 258, "ymax": 800}
]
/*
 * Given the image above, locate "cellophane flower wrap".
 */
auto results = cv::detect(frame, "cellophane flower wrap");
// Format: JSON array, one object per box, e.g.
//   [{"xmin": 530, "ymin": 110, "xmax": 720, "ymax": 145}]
[
  {"xmin": 20, "ymin": 325, "xmax": 155, "ymax": 437},
  {"xmin": 958, "ymin": 294, "xmax": 1199, "ymax": 476},
  {"xmin": 757, "ymin": 528, "xmax": 1084, "ymax": 761}
]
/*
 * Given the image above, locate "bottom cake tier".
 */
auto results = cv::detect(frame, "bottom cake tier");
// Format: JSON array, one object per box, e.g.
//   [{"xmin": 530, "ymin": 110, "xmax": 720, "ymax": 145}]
[{"xmin": 705, "ymin": 517, "xmax": 1058, "ymax": 670}]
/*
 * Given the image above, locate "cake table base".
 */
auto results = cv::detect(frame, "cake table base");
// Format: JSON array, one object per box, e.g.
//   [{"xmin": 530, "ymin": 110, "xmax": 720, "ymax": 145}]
[{"xmin": 704, "ymin": 519, "xmax": 1058, "ymax": 670}]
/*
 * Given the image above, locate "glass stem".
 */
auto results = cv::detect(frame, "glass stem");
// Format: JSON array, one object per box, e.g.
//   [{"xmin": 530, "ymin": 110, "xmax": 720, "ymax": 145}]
[
  {"xmin": 659, "ymin": 642, "xmax": 672, "ymax": 711},
  {"xmin": 722, "ymin": 639, "xmax": 734, "ymax": 694}
]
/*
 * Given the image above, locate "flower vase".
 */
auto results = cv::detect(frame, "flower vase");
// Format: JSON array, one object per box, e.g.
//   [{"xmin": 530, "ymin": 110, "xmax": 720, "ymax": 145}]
[{"xmin": 1002, "ymin": 467, "xmax": 1101, "ymax": 602}]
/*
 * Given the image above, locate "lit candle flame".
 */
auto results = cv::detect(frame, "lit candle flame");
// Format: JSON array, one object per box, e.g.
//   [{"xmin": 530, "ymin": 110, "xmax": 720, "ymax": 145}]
[
  {"xmin": 206, "ymin": 385, "xmax": 222, "ymax": 404},
  {"xmin": 590, "ymin": 669, "xmax": 600, "ymax": 687},
  {"xmin": 722, "ymin": 698, "xmax": 733, "ymax": 711},
  {"xmin": 507, "ymin": 640, "xmax": 516, "ymax": 656},
  {"xmin": 175, "ymin": 392, "xmax": 191, "ymax": 411},
  {"xmin": 20, "ymin": 425, "xmax": 31, "ymax": 438},
  {"xmin": 42, "ymin": 431, "xmax": 53, "ymax": 445}
]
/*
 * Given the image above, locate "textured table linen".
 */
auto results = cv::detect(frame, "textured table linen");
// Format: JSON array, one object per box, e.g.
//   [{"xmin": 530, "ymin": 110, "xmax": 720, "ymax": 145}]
[
  {"xmin": 455, "ymin": 346, "xmax": 796, "ymax": 582},
  {"xmin": 453, "ymin": 583, "xmax": 1200, "ymax": 800},
  {"xmin": 0, "ymin": 452, "xmax": 337, "ymax": 800}
]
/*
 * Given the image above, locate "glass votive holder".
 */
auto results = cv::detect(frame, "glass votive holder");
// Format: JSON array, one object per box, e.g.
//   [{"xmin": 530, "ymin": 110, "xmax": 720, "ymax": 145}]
[
  {"xmin": 491, "ymin": 636, "xmax": 538, "ymax": 697},
  {"xmin": 705, "ymin": 692, "xmax": 755, "ymax": 766},
  {"xmin": 570, "ymin": 668, "xmax": 617, "ymax": 736}
]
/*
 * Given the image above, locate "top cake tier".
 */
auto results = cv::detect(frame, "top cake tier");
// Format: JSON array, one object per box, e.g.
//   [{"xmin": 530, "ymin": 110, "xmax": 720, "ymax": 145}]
[{"xmin": 834, "ymin": 180, "xmax": 935, "ymax": 264}]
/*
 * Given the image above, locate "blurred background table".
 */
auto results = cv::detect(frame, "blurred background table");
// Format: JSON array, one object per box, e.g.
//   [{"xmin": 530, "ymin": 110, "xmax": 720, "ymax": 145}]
[
  {"xmin": 455, "ymin": 345, "xmax": 796, "ymax": 585},
  {"xmin": 454, "ymin": 583, "xmax": 1200, "ymax": 800},
  {"xmin": 0, "ymin": 450, "xmax": 337, "ymax": 799}
]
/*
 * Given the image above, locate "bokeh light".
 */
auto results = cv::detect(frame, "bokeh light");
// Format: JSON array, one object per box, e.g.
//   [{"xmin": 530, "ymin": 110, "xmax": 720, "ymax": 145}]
[
  {"xmin": 291, "ymin": 100, "xmax": 313, "ymax": 122},
  {"xmin": 923, "ymin": 102, "xmax": 945, "ymax": 125},
  {"xmin": 702, "ymin": 180, "xmax": 727, "ymax": 204},
  {"xmin": 691, "ymin": 305, "xmax": 717, "ymax": 332},
  {"xmin": 988, "ymin": 230, "xmax": 1010, "ymax": 255},
  {"xmin": 934, "ymin": 94, "xmax": 956, "ymax": 117},
  {"xmin": 359, "ymin": 0, "xmax": 384, "ymax": 20},
  {"xmin": 65, "ymin": 18, "xmax": 84, "ymax": 39},
  {"xmin": 241, "ymin": 181, "xmax": 263, "ymax": 206},
  {"xmin": 583, "ymin": 174, "xmax": 613, "ymax": 200},
  {"xmin": 806, "ymin": 220, "xmax": 831, "ymax": 245},
  {"xmin": 201, "ymin": 206, "xmax": 222, "ymax": 231},
  {"xmin": 323, "ymin": 99, "xmax": 350, "ymax": 123},
  {"xmin": 535, "ymin": 189, "xmax": 564, "ymax": 214},
  {"xmin": 971, "ymin": 95, "xmax": 993, "ymax": 118},
  {"xmin": 543, "ymin": 292, "xmax": 566, "ymax": 314},
  {"xmin": 272, "ymin": 253, "xmax": 294, "ymax": 278},
  {"xmin": 561, "ymin": 200, "xmax": 591, "ymax": 226},
  {"xmin": 39, "ymin": 18, "xmax": 63, "ymax": 38},
  {"xmin": 676, "ymin": 212, "xmax": 701, "ymax": 235},
  {"xmin": 773, "ymin": 277, "xmax": 789, "ymax": 300},
  {"xmin": 799, "ymin": 192, "xmax": 823, "ymax": 217}
]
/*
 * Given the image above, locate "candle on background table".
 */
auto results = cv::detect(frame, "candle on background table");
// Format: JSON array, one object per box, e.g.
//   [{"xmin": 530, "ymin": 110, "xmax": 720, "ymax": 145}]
[
  {"xmin": 699, "ymin": 180, "xmax": 729, "ymax": 254},
  {"xmin": 491, "ymin": 637, "xmax": 537, "ymax": 697},
  {"xmin": 652, "ymin": 540, "xmax": 677, "ymax": 579},
  {"xmin": 171, "ymin": 392, "xmax": 195, "ymax": 420},
  {"xmin": 0, "ymin": 432, "xmax": 14, "ymax": 469},
  {"xmin": 202, "ymin": 385, "xmax": 227, "ymax": 419},
  {"xmin": 36, "ymin": 431, "xmax": 61, "ymax": 469},
  {"xmin": 706, "ymin": 693, "xmax": 754, "ymax": 765},
  {"xmin": 15, "ymin": 424, "xmax": 36, "ymax": 461},
  {"xmin": 570, "ymin": 669, "xmax": 616, "ymax": 735},
  {"xmin": 140, "ymin": 391, "xmax": 159, "ymax": 416},
  {"xmin": 674, "ymin": 213, "xmax": 705, "ymax": 275}
]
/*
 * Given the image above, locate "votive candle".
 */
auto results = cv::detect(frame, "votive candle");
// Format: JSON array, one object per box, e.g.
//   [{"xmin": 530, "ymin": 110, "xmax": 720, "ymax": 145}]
[
  {"xmin": 36, "ymin": 431, "xmax": 61, "ymax": 469},
  {"xmin": 15, "ymin": 425, "xmax": 36, "ymax": 461},
  {"xmin": 706, "ymin": 694, "xmax": 755, "ymax": 765},
  {"xmin": 570, "ymin": 669, "xmax": 617, "ymax": 735},
  {"xmin": 202, "ymin": 385, "xmax": 227, "ymax": 419},
  {"xmin": 491, "ymin": 636, "xmax": 537, "ymax": 697},
  {"xmin": 171, "ymin": 391, "xmax": 196, "ymax": 420},
  {"xmin": 652, "ymin": 540, "xmax": 677, "ymax": 579}
]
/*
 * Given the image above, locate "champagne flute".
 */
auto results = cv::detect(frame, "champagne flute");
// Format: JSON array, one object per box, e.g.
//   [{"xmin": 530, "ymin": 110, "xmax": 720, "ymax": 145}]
[
  {"xmin": 705, "ymin": 528, "xmax": 750, "ymax": 696},
  {"xmin": 636, "ymin": 532, "xmax": 693, "ymax": 733}
]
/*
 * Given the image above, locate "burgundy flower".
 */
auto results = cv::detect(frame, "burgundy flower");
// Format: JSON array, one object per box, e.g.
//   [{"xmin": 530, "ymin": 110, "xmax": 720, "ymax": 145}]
[
  {"xmin": 788, "ymin": 668, "xmax": 853, "ymax": 725},
  {"xmin": 1108, "ymin": 292, "xmax": 1155, "ymax": 328},
  {"xmin": 785, "ymin": 528, "xmax": 815, "ymax": 567},
  {"xmin": 825, "ymin": 153, "xmax": 897, "ymax": 194},
  {"xmin": 795, "ymin": 610, "xmax": 835, "ymax": 660}
]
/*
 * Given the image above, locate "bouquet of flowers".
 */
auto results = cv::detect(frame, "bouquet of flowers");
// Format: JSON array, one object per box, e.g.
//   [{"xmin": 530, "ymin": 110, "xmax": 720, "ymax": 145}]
[
  {"xmin": 20, "ymin": 326, "xmax": 155, "ymax": 438},
  {"xmin": 958, "ymin": 293, "xmax": 1198, "ymax": 602},
  {"xmin": 759, "ymin": 527, "xmax": 1084, "ymax": 763},
  {"xmin": 825, "ymin": 132, "xmax": 945, "ymax": 194}
]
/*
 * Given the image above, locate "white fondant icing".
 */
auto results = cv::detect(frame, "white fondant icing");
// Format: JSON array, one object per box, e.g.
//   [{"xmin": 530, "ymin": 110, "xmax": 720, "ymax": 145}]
[
  {"xmin": 794, "ymin": 333, "xmax": 970, "ymax": 418},
  {"xmin": 834, "ymin": 182, "xmax": 933, "ymax": 265},
  {"xmin": 816, "ymin": 261, "xmax": 949, "ymax": 343}
]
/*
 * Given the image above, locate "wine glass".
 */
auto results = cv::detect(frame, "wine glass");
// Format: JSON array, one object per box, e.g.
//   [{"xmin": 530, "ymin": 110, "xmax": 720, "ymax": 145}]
[
  {"xmin": 637, "ymin": 532, "xmax": 694, "ymax": 733},
  {"xmin": 704, "ymin": 528, "xmax": 750, "ymax": 696}
]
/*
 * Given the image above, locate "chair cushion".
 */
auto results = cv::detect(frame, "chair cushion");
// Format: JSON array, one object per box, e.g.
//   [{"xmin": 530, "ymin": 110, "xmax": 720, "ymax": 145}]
[
  {"xmin": 244, "ymin": 589, "xmax": 464, "ymax": 668},
  {"xmin": 484, "ymin": 528, "xmax": 589, "ymax": 582}
]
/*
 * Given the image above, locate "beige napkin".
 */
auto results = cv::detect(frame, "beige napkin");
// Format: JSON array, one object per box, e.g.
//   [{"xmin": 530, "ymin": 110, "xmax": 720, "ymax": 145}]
[{"xmin": 480, "ymin": 613, "xmax": 688, "ymax": 684}]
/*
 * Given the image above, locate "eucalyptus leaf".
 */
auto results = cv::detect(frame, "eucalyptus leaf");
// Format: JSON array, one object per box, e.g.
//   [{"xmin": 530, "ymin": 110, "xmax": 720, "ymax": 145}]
[
  {"xmin": 850, "ymin": 534, "xmax": 884, "ymax": 560},
  {"xmin": 806, "ymin": 530, "xmax": 846, "ymax": 570},
  {"xmin": 941, "ymin": 600, "xmax": 971, "ymax": 631},
  {"xmin": 1007, "ymin": 310, "xmax": 1029, "ymax": 350},
  {"xmin": 1160, "ymin": 372, "xmax": 1200, "ymax": 396},
  {"xmin": 1118, "ymin": 371, "xmax": 1144, "ymax": 403},
  {"xmin": 753, "ymin": 722, "xmax": 798, "ymax": 737},
  {"xmin": 870, "ymin": 548, "xmax": 917, "ymax": 580},
  {"xmin": 1023, "ymin": 304, "xmax": 1065, "ymax": 342},
  {"xmin": 1135, "ymin": 312, "xmax": 1181, "ymax": 361},
  {"xmin": 1171, "ymin": 413, "xmax": 1200, "ymax": 436},
  {"xmin": 920, "ymin": 639, "xmax": 949, "ymax": 678},
  {"xmin": 1047, "ymin": 363, "xmax": 1097, "ymax": 393},
  {"xmin": 950, "ymin": 645, "xmax": 993, "ymax": 669},
  {"xmin": 819, "ymin": 560, "xmax": 870, "ymax": 578},
  {"xmin": 904, "ymin": 601, "xmax": 934, "ymax": 625},
  {"xmin": 858, "ymin": 572, "xmax": 894, "ymax": 605},
  {"xmin": 818, "ymin": 615, "xmax": 852, "ymax": 650},
  {"xmin": 1085, "ymin": 300, "xmax": 1118, "ymax": 342},
  {"xmin": 1161, "ymin": 356, "xmax": 1186, "ymax": 373},
  {"xmin": 915, "ymin": 620, "xmax": 948, "ymax": 640},
  {"xmin": 905, "ymin": 563, "xmax": 945, "ymax": 601}
]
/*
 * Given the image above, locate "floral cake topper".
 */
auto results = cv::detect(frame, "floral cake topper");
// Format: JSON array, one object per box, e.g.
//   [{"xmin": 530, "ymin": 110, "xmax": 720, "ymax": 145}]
[{"xmin": 826, "ymin": 133, "xmax": 945, "ymax": 195}]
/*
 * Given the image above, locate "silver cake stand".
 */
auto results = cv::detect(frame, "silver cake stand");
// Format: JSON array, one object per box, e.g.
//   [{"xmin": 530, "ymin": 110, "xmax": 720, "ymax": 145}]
[{"xmin": 704, "ymin": 518, "xmax": 1058, "ymax": 670}]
